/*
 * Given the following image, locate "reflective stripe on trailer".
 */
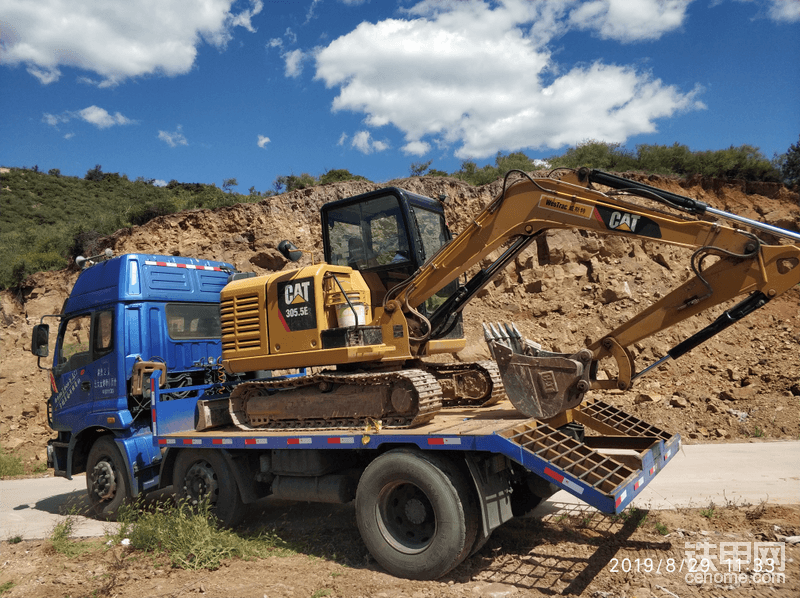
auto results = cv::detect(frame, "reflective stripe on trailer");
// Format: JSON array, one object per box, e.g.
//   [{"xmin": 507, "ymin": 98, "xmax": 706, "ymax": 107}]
[
  {"xmin": 287, "ymin": 438, "xmax": 312, "ymax": 445},
  {"xmin": 144, "ymin": 260, "xmax": 224, "ymax": 271},
  {"xmin": 544, "ymin": 466, "xmax": 584, "ymax": 495},
  {"xmin": 327, "ymin": 437, "xmax": 355, "ymax": 444},
  {"xmin": 244, "ymin": 438, "xmax": 269, "ymax": 445},
  {"xmin": 427, "ymin": 437, "xmax": 461, "ymax": 445},
  {"xmin": 212, "ymin": 438, "xmax": 233, "ymax": 445}
]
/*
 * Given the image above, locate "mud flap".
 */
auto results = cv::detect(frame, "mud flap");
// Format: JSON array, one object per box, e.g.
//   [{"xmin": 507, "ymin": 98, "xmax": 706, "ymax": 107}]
[{"xmin": 483, "ymin": 323, "xmax": 592, "ymax": 419}]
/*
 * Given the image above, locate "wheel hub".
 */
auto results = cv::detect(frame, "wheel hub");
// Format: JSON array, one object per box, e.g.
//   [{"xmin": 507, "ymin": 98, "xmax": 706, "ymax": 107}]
[
  {"xmin": 91, "ymin": 460, "xmax": 117, "ymax": 501},
  {"xmin": 404, "ymin": 497, "xmax": 427, "ymax": 525},
  {"xmin": 183, "ymin": 461, "xmax": 219, "ymax": 505}
]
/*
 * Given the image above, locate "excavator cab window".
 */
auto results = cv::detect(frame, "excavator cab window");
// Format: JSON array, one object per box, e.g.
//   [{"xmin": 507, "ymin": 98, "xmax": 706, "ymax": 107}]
[{"xmin": 322, "ymin": 188, "xmax": 459, "ymax": 319}]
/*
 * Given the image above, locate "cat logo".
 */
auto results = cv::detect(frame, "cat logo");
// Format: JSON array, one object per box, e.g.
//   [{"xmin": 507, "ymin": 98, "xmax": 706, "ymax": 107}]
[
  {"xmin": 595, "ymin": 206, "xmax": 662, "ymax": 239},
  {"xmin": 608, "ymin": 211, "xmax": 641, "ymax": 232},
  {"xmin": 284, "ymin": 280, "xmax": 311, "ymax": 305},
  {"xmin": 277, "ymin": 277, "xmax": 317, "ymax": 331}
]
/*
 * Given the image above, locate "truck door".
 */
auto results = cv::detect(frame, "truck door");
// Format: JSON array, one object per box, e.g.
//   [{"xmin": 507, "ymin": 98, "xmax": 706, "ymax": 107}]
[{"xmin": 51, "ymin": 309, "xmax": 116, "ymax": 425}]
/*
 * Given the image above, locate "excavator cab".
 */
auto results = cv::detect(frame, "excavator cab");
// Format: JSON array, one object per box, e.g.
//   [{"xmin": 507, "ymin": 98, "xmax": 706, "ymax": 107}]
[{"xmin": 321, "ymin": 188, "xmax": 460, "ymax": 330}]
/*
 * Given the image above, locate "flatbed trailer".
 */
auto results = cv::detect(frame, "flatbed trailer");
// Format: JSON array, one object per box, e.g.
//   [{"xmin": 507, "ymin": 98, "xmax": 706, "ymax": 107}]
[{"xmin": 150, "ymin": 370, "xmax": 680, "ymax": 579}]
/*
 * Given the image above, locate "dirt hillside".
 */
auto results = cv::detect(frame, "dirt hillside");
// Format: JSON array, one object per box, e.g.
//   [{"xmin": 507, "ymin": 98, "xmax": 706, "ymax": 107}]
[{"xmin": 1, "ymin": 173, "xmax": 799, "ymax": 470}]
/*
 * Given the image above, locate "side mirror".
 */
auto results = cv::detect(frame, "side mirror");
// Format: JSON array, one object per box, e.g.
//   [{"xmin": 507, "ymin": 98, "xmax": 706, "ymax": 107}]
[
  {"xmin": 31, "ymin": 324, "xmax": 50, "ymax": 357},
  {"xmin": 278, "ymin": 240, "xmax": 303, "ymax": 262}
]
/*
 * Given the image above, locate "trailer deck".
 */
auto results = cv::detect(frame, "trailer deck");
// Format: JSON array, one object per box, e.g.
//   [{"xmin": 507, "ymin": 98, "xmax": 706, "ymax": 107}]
[{"xmin": 151, "ymin": 372, "xmax": 680, "ymax": 515}]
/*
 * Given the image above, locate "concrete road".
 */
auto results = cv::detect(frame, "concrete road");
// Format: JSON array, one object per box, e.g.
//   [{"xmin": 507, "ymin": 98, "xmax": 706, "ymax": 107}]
[{"xmin": 2, "ymin": 441, "xmax": 798, "ymax": 540}]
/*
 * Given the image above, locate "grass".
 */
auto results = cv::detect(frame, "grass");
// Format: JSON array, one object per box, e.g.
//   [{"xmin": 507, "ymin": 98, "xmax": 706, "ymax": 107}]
[
  {"xmin": 653, "ymin": 521, "xmax": 670, "ymax": 536},
  {"xmin": 0, "ymin": 448, "xmax": 25, "ymax": 478},
  {"xmin": 108, "ymin": 498, "xmax": 299, "ymax": 571},
  {"xmin": 700, "ymin": 503, "xmax": 717, "ymax": 520},
  {"xmin": 0, "ymin": 581, "xmax": 15, "ymax": 595},
  {"xmin": 49, "ymin": 515, "xmax": 100, "ymax": 557}
]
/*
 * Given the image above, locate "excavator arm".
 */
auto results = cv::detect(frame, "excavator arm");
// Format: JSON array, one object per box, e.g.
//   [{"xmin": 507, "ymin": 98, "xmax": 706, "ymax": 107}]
[{"xmin": 388, "ymin": 169, "xmax": 800, "ymax": 417}]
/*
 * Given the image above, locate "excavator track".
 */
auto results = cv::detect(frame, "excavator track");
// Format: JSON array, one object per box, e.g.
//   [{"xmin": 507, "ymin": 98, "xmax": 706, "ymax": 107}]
[
  {"xmin": 420, "ymin": 360, "xmax": 507, "ymax": 408},
  {"xmin": 228, "ymin": 369, "xmax": 442, "ymax": 431}
]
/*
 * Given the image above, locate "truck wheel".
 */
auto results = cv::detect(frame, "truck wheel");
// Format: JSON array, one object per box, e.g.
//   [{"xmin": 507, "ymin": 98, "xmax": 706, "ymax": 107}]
[
  {"xmin": 86, "ymin": 436, "xmax": 132, "ymax": 521},
  {"xmin": 355, "ymin": 449, "xmax": 478, "ymax": 580},
  {"xmin": 173, "ymin": 449, "xmax": 245, "ymax": 528}
]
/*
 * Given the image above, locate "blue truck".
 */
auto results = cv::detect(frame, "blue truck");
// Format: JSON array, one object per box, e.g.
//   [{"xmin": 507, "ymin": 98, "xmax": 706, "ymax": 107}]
[{"xmin": 31, "ymin": 252, "xmax": 236, "ymax": 519}]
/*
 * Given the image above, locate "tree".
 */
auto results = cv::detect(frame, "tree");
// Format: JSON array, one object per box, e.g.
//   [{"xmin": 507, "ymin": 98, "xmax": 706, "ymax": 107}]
[
  {"xmin": 273, "ymin": 173, "xmax": 316, "ymax": 194},
  {"xmin": 318, "ymin": 169, "xmax": 367, "ymax": 185},
  {"xmin": 780, "ymin": 135, "xmax": 800, "ymax": 188},
  {"xmin": 85, "ymin": 164, "xmax": 104, "ymax": 181},
  {"xmin": 409, "ymin": 160, "xmax": 432, "ymax": 177},
  {"xmin": 222, "ymin": 177, "xmax": 238, "ymax": 193}
]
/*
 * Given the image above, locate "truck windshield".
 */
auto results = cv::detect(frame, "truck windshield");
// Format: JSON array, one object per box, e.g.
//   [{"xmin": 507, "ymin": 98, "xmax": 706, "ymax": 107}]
[{"xmin": 165, "ymin": 303, "xmax": 221, "ymax": 339}]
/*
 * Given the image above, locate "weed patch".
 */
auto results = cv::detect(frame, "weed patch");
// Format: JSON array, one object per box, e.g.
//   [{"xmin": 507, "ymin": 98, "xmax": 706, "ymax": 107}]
[{"xmin": 109, "ymin": 498, "xmax": 298, "ymax": 571}]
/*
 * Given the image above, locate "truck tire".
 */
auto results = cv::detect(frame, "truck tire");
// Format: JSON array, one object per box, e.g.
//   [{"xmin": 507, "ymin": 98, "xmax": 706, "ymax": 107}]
[
  {"xmin": 355, "ymin": 448, "xmax": 478, "ymax": 580},
  {"xmin": 86, "ymin": 436, "xmax": 132, "ymax": 521},
  {"xmin": 173, "ymin": 449, "xmax": 245, "ymax": 528}
]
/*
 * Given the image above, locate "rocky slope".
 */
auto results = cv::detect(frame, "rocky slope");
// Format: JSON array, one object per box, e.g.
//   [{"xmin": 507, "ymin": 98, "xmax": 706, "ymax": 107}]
[{"xmin": 2, "ymin": 173, "xmax": 798, "ymax": 470}]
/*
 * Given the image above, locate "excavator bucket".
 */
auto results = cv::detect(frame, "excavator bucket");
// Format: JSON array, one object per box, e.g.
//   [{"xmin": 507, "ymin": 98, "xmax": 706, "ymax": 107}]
[{"xmin": 483, "ymin": 322, "xmax": 593, "ymax": 419}]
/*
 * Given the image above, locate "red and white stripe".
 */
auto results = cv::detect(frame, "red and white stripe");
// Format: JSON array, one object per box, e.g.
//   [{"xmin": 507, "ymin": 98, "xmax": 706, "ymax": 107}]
[
  {"xmin": 145, "ymin": 260, "xmax": 224, "ymax": 271},
  {"xmin": 427, "ymin": 437, "xmax": 461, "ymax": 446},
  {"xmin": 544, "ymin": 467, "xmax": 584, "ymax": 494}
]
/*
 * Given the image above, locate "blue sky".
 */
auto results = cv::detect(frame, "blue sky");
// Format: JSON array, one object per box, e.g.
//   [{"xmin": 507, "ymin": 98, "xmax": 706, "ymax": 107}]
[{"xmin": 1, "ymin": 0, "xmax": 798, "ymax": 194}]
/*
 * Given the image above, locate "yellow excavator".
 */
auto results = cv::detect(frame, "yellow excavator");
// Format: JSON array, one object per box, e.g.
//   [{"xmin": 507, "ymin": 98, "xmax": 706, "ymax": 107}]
[{"xmin": 219, "ymin": 168, "xmax": 800, "ymax": 429}]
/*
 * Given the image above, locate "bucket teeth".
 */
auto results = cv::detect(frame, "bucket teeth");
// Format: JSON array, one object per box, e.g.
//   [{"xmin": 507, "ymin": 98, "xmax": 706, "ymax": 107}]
[
  {"xmin": 482, "ymin": 321, "xmax": 590, "ymax": 419},
  {"xmin": 484, "ymin": 321, "xmax": 526, "ymax": 354}
]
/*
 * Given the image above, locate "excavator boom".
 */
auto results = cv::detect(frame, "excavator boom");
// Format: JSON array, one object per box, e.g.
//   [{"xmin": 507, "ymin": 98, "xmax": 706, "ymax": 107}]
[{"xmin": 389, "ymin": 170, "xmax": 799, "ymax": 416}]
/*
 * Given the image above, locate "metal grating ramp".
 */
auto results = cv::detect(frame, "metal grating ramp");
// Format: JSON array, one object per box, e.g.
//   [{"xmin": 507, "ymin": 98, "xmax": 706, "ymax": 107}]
[
  {"xmin": 500, "ymin": 420, "xmax": 636, "ymax": 496},
  {"xmin": 577, "ymin": 398, "xmax": 672, "ymax": 441}
]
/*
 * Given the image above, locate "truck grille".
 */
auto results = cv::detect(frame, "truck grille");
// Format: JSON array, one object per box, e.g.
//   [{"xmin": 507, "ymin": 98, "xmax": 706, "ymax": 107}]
[{"xmin": 221, "ymin": 292, "xmax": 262, "ymax": 352}]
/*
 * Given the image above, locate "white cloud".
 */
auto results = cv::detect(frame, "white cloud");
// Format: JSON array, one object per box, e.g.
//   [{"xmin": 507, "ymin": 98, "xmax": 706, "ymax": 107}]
[
  {"xmin": 283, "ymin": 49, "xmax": 306, "ymax": 78},
  {"xmin": 314, "ymin": 0, "xmax": 704, "ymax": 159},
  {"xmin": 351, "ymin": 131, "xmax": 389, "ymax": 154},
  {"xmin": 0, "ymin": 0, "xmax": 264, "ymax": 86},
  {"xmin": 78, "ymin": 106, "xmax": 134, "ymax": 129},
  {"xmin": 158, "ymin": 125, "xmax": 189, "ymax": 147},
  {"xmin": 766, "ymin": 0, "xmax": 800, "ymax": 22},
  {"xmin": 42, "ymin": 105, "xmax": 135, "ymax": 129},
  {"xmin": 568, "ymin": 0, "xmax": 691, "ymax": 42},
  {"xmin": 257, "ymin": 135, "xmax": 271, "ymax": 148},
  {"xmin": 403, "ymin": 140, "xmax": 431, "ymax": 156}
]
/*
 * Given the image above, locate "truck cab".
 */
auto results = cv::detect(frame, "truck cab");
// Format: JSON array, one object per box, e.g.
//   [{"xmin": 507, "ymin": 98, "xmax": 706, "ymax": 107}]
[{"xmin": 32, "ymin": 253, "xmax": 234, "ymax": 518}]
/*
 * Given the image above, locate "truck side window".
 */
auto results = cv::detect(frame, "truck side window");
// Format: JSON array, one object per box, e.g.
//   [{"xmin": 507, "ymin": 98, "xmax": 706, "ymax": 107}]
[
  {"xmin": 94, "ymin": 310, "xmax": 114, "ymax": 357},
  {"xmin": 56, "ymin": 314, "xmax": 92, "ymax": 373},
  {"xmin": 165, "ymin": 303, "xmax": 221, "ymax": 339}
]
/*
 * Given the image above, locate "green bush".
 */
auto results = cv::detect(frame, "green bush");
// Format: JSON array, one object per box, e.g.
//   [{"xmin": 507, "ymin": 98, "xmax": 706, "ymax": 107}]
[
  {"xmin": 0, "ymin": 448, "xmax": 25, "ymax": 478},
  {"xmin": 0, "ymin": 167, "xmax": 267, "ymax": 289},
  {"xmin": 112, "ymin": 499, "xmax": 296, "ymax": 570}
]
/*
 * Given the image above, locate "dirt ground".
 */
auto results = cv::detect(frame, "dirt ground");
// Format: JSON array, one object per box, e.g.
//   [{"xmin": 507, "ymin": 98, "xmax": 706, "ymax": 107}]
[
  {"xmin": 1, "ymin": 500, "xmax": 798, "ymax": 598},
  {"xmin": 1, "ymin": 172, "xmax": 798, "ymax": 596}
]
